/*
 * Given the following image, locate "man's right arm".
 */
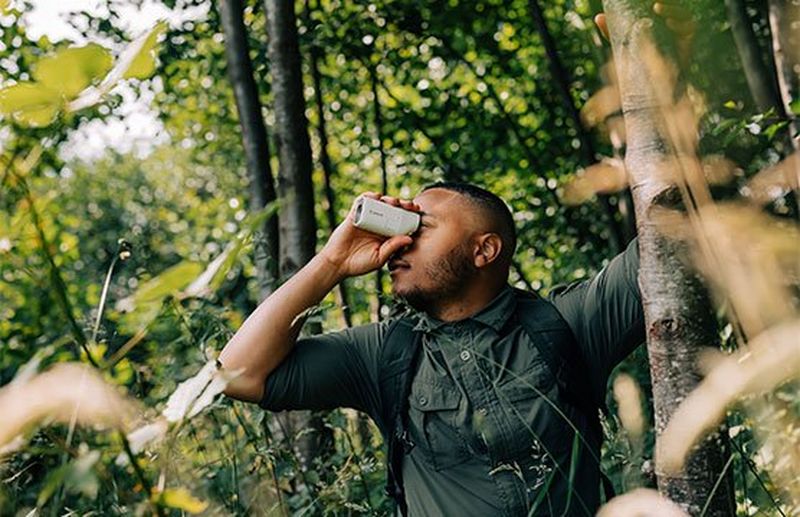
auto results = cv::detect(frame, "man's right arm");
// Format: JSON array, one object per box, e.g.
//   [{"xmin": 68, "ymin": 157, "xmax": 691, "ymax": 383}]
[{"xmin": 218, "ymin": 193, "xmax": 419, "ymax": 403}]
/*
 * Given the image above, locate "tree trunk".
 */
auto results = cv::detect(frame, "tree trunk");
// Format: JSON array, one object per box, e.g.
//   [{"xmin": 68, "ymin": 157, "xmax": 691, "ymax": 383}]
[
  {"xmin": 601, "ymin": 1, "xmax": 735, "ymax": 515},
  {"xmin": 528, "ymin": 0, "xmax": 628, "ymax": 250},
  {"xmin": 264, "ymin": 0, "xmax": 330, "ymax": 467},
  {"xmin": 768, "ymin": 0, "xmax": 800, "ymax": 150},
  {"xmin": 265, "ymin": 0, "xmax": 317, "ymax": 280},
  {"xmin": 218, "ymin": 0, "xmax": 279, "ymax": 300},
  {"xmin": 304, "ymin": 0, "xmax": 353, "ymax": 328},
  {"xmin": 724, "ymin": 0, "xmax": 784, "ymax": 114}
]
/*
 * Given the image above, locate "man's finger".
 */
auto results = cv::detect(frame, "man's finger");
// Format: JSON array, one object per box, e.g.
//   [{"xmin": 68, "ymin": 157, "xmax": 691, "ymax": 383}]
[
  {"xmin": 594, "ymin": 13, "xmax": 609, "ymax": 41},
  {"xmin": 399, "ymin": 199, "xmax": 420, "ymax": 211},
  {"xmin": 380, "ymin": 195, "xmax": 401, "ymax": 206},
  {"xmin": 378, "ymin": 235, "xmax": 413, "ymax": 264}
]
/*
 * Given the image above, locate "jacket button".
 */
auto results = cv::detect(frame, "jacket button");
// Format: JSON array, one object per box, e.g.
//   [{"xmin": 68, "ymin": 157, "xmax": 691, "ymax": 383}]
[
  {"xmin": 418, "ymin": 396, "xmax": 428, "ymax": 406},
  {"xmin": 459, "ymin": 350, "xmax": 471, "ymax": 361}
]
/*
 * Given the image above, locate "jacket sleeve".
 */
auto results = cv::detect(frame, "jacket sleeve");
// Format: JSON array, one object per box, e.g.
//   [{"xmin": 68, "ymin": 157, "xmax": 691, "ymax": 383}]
[
  {"xmin": 548, "ymin": 238, "xmax": 645, "ymax": 392},
  {"xmin": 259, "ymin": 322, "xmax": 386, "ymax": 417}
]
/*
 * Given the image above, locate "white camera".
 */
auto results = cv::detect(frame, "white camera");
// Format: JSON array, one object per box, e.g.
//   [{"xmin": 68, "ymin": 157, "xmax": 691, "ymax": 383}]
[{"xmin": 352, "ymin": 197, "xmax": 421, "ymax": 237}]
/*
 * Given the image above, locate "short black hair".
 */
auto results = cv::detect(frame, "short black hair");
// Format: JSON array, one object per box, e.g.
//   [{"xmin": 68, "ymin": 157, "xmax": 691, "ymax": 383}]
[{"xmin": 422, "ymin": 182, "xmax": 517, "ymax": 267}]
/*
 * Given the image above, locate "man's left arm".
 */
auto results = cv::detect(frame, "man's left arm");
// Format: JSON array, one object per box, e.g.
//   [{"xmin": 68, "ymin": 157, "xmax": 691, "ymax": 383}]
[{"xmin": 548, "ymin": 238, "xmax": 645, "ymax": 391}]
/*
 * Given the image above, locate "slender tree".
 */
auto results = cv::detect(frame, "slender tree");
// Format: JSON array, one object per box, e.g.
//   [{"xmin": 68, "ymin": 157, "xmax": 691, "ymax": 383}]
[
  {"xmin": 218, "ymin": 0, "xmax": 280, "ymax": 300},
  {"xmin": 528, "ymin": 0, "xmax": 628, "ymax": 250},
  {"xmin": 265, "ymin": 0, "xmax": 317, "ymax": 279},
  {"xmin": 601, "ymin": 1, "xmax": 735, "ymax": 514},
  {"xmin": 264, "ymin": 0, "xmax": 330, "ymax": 466},
  {"xmin": 370, "ymin": 64, "xmax": 389, "ymax": 321},
  {"xmin": 304, "ymin": 0, "xmax": 353, "ymax": 327},
  {"xmin": 767, "ymin": 0, "xmax": 800, "ymax": 150},
  {"xmin": 724, "ymin": 0, "xmax": 783, "ymax": 114}
]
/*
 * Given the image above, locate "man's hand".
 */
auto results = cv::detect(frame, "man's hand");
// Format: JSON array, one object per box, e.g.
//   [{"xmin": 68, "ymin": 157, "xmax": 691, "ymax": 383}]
[{"xmin": 320, "ymin": 193, "xmax": 420, "ymax": 279}]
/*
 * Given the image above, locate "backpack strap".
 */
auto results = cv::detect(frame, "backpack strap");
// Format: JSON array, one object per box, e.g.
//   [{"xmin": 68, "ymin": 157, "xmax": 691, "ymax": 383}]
[
  {"xmin": 511, "ymin": 289, "xmax": 614, "ymax": 500},
  {"xmin": 379, "ymin": 317, "xmax": 423, "ymax": 516},
  {"xmin": 510, "ymin": 288, "xmax": 606, "ymax": 440}
]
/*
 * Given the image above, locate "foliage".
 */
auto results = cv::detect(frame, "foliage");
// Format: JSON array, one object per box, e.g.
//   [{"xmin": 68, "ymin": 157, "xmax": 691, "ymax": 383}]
[{"xmin": 1, "ymin": 0, "xmax": 798, "ymax": 515}]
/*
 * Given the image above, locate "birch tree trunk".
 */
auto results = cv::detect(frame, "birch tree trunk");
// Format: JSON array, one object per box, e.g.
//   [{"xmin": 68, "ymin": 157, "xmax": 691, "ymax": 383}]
[
  {"xmin": 601, "ymin": 1, "xmax": 735, "ymax": 514},
  {"xmin": 724, "ymin": 0, "xmax": 783, "ymax": 114},
  {"xmin": 265, "ymin": 0, "xmax": 330, "ymax": 467},
  {"xmin": 218, "ymin": 0, "xmax": 279, "ymax": 300},
  {"xmin": 768, "ymin": 0, "xmax": 800, "ymax": 150}
]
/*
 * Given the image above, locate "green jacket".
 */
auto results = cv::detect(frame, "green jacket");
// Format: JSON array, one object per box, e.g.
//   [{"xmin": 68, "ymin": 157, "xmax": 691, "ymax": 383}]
[{"xmin": 261, "ymin": 238, "xmax": 643, "ymax": 516}]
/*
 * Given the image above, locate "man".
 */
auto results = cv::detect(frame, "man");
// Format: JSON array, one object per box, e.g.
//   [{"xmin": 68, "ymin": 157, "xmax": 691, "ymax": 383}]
[{"xmin": 220, "ymin": 183, "xmax": 643, "ymax": 516}]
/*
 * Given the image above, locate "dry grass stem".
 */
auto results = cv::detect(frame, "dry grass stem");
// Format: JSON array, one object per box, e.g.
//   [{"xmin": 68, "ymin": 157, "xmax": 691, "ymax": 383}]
[
  {"xmin": 658, "ymin": 319, "xmax": 800, "ymax": 474},
  {"xmin": 581, "ymin": 85, "xmax": 621, "ymax": 128},
  {"xmin": 0, "ymin": 363, "xmax": 139, "ymax": 453},
  {"xmin": 743, "ymin": 152, "xmax": 800, "ymax": 206},
  {"xmin": 613, "ymin": 373, "xmax": 645, "ymax": 439},
  {"xmin": 692, "ymin": 203, "xmax": 799, "ymax": 339},
  {"xmin": 562, "ymin": 157, "xmax": 627, "ymax": 205}
]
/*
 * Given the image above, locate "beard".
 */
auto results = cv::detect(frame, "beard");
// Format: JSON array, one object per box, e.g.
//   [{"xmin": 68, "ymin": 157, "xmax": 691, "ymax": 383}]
[{"xmin": 394, "ymin": 242, "xmax": 477, "ymax": 312}]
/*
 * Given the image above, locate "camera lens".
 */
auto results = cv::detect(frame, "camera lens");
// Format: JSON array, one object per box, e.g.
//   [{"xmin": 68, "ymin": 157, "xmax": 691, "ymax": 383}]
[{"xmin": 354, "ymin": 199, "xmax": 364, "ymax": 224}]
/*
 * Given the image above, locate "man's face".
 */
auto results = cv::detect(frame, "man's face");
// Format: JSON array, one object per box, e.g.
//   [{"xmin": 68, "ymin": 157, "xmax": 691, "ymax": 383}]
[{"xmin": 387, "ymin": 189, "xmax": 479, "ymax": 310}]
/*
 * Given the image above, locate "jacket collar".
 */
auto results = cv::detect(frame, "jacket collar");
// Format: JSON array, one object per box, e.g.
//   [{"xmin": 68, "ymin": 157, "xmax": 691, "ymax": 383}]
[{"xmin": 409, "ymin": 285, "xmax": 517, "ymax": 333}]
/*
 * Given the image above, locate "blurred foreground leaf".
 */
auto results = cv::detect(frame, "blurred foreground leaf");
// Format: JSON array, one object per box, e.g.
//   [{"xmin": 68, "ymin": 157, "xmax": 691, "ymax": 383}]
[
  {"xmin": 0, "ymin": 82, "xmax": 63, "ymax": 127},
  {"xmin": 123, "ymin": 21, "xmax": 167, "ymax": 80},
  {"xmin": 68, "ymin": 22, "xmax": 167, "ymax": 112},
  {"xmin": 0, "ymin": 363, "xmax": 138, "ymax": 453},
  {"xmin": 33, "ymin": 44, "xmax": 113, "ymax": 98},
  {"xmin": 153, "ymin": 487, "xmax": 208, "ymax": 514}
]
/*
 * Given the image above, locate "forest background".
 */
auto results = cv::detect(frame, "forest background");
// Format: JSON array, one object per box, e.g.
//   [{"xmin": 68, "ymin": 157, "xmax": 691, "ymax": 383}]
[{"xmin": 1, "ymin": 0, "xmax": 799, "ymax": 515}]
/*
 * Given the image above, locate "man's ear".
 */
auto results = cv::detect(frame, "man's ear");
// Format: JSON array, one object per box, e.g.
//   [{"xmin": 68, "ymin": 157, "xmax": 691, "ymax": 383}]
[{"xmin": 473, "ymin": 233, "xmax": 503, "ymax": 268}]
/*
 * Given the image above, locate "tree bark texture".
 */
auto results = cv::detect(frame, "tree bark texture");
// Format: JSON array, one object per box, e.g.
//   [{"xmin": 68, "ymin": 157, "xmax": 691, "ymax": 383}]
[
  {"xmin": 265, "ymin": 0, "xmax": 317, "ymax": 279},
  {"xmin": 601, "ymin": 1, "xmax": 735, "ymax": 515},
  {"xmin": 724, "ymin": 0, "xmax": 783, "ymax": 114},
  {"xmin": 768, "ymin": 0, "xmax": 800, "ymax": 150},
  {"xmin": 218, "ymin": 0, "xmax": 280, "ymax": 300},
  {"xmin": 264, "ymin": 0, "xmax": 329, "ymax": 467},
  {"xmin": 528, "ymin": 0, "xmax": 629, "ymax": 250}
]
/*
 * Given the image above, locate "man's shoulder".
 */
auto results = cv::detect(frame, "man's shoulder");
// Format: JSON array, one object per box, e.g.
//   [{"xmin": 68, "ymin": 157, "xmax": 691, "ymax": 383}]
[{"xmin": 327, "ymin": 308, "xmax": 418, "ymax": 353}]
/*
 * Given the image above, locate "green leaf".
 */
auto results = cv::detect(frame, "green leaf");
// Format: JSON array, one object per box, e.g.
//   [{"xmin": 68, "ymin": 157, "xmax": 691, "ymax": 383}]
[
  {"xmin": 132, "ymin": 261, "xmax": 204, "ymax": 304},
  {"xmin": 764, "ymin": 120, "xmax": 789, "ymax": 141},
  {"xmin": 791, "ymin": 98, "xmax": 800, "ymax": 116},
  {"xmin": 33, "ymin": 44, "xmax": 113, "ymax": 98},
  {"xmin": 122, "ymin": 21, "xmax": 167, "ymax": 80},
  {"xmin": 209, "ymin": 201, "xmax": 281, "ymax": 291},
  {"xmin": 116, "ymin": 260, "xmax": 202, "ymax": 333},
  {"xmin": 155, "ymin": 487, "xmax": 208, "ymax": 514},
  {"xmin": 0, "ymin": 82, "xmax": 62, "ymax": 127}
]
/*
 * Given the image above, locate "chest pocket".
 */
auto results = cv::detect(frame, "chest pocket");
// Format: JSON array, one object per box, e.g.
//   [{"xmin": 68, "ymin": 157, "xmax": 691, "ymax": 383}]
[
  {"xmin": 491, "ymin": 330, "xmax": 572, "ymax": 462},
  {"xmin": 407, "ymin": 378, "xmax": 470, "ymax": 471}
]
